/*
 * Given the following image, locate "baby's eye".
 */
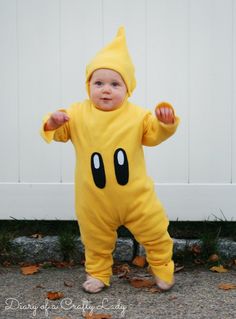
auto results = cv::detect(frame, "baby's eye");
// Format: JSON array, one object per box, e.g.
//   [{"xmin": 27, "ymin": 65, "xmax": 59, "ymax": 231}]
[
  {"xmin": 111, "ymin": 82, "xmax": 119, "ymax": 87},
  {"xmin": 95, "ymin": 81, "xmax": 103, "ymax": 86}
]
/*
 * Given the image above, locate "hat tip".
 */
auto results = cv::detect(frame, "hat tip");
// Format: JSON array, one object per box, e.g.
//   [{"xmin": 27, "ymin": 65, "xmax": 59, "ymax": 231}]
[{"xmin": 117, "ymin": 26, "xmax": 125, "ymax": 36}]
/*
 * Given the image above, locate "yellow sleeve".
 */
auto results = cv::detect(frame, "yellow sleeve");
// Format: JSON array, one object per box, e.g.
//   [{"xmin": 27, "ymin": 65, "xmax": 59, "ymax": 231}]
[
  {"xmin": 142, "ymin": 102, "xmax": 180, "ymax": 146},
  {"xmin": 40, "ymin": 109, "xmax": 71, "ymax": 144}
]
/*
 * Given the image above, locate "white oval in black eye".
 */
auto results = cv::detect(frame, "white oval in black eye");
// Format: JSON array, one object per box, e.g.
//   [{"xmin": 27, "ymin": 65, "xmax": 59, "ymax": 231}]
[
  {"xmin": 117, "ymin": 150, "xmax": 124, "ymax": 165},
  {"xmin": 93, "ymin": 154, "xmax": 100, "ymax": 169},
  {"xmin": 114, "ymin": 148, "xmax": 129, "ymax": 186},
  {"xmin": 91, "ymin": 152, "xmax": 106, "ymax": 189}
]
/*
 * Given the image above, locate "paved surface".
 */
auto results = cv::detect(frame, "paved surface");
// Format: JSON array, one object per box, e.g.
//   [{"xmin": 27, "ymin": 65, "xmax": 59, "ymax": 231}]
[{"xmin": 0, "ymin": 265, "xmax": 236, "ymax": 319}]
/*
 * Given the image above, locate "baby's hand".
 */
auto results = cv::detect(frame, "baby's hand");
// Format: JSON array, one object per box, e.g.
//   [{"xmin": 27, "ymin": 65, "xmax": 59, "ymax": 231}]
[
  {"xmin": 155, "ymin": 106, "xmax": 175, "ymax": 124},
  {"xmin": 45, "ymin": 111, "xmax": 70, "ymax": 131}
]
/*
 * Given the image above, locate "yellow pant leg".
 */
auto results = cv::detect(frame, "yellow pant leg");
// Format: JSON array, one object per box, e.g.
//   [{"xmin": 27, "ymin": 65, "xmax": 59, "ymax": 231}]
[
  {"xmin": 78, "ymin": 212, "xmax": 118, "ymax": 286},
  {"xmin": 124, "ymin": 194, "xmax": 174, "ymax": 284}
]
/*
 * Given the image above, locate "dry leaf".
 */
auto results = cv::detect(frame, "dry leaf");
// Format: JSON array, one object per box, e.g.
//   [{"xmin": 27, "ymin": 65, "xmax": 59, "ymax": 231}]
[
  {"xmin": 21, "ymin": 265, "xmax": 40, "ymax": 275},
  {"xmin": 168, "ymin": 296, "xmax": 177, "ymax": 301},
  {"xmin": 47, "ymin": 291, "xmax": 64, "ymax": 300},
  {"xmin": 52, "ymin": 261, "xmax": 74, "ymax": 268},
  {"xmin": 83, "ymin": 313, "xmax": 112, "ymax": 319},
  {"xmin": 208, "ymin": 254, "xmax": 220, "ymax": 262},
  {"xmin": 174, "ymin": 264, "xmax": 184, "ymax": 273},
  {"xmin": 3, "ymin": 261, "xmax": 11, "ymax": 267},
  {"xmin": 193, "ymin": 258, "xmax": 205, "ymax": 265},
  {"xmin": 35, "ymin": 284, "xmax": 45, "ymax": 289},
  {"xmin": 64, "ymin": 280, "xmax": 74, "ymax": 287},
  {"xmin": 218, "ymin": 283, "xmax": 236, "ymax": 290},
  {"xmin": 31, "ymin": 233, "xmax": 43, "ymax": 239},
  {"xmin": 191, "ymin": 244, "xmax": 201, "ymax": 254},
  {"xmin": 132, "ymin": 256, "xmax": 146, "ymax": 268},
  {"xmin": 147, "ymin": 265, "xmax": 154, "ymax": 276},
  {"xmin": 147, "ymin": 286, "xmax": 162, "ymax": 293},
  {"xmin": 113, "ymin": 263, "xmax": 131, "ymax": 278},
  {"xmin": 129, "ymin": 277, "xmax": 155, "ymax": 288},
  {"xmin": 210, "ymin": 265, "xmax": 228, "ymax": 273}
]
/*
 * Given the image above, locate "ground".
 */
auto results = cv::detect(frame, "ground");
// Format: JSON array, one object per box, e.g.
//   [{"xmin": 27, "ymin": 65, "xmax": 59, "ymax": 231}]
[{"xmin": 0, "ymin": 264, "xmax": 236, "ymax": 319}]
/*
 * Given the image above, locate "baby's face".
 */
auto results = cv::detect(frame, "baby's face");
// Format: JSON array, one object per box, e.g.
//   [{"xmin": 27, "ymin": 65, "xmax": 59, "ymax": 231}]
[{"xmin": 89, "ymin": 69, "xmax": 127, "ymax": 111}]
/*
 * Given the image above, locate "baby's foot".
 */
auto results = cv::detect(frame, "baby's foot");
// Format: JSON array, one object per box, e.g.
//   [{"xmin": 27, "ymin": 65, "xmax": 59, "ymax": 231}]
[
  {"xmin": 155, "ymin": 276, "xmax": 175, "ymax": 291},
  {"xmin": 82, "ymin": 275, "xmax": 105, "ymax": 293}
]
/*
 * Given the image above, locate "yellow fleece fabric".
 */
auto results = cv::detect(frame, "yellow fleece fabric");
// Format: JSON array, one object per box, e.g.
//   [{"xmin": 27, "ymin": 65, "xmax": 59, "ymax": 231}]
[
  {"xmin": 41, "ymin": 100, "xmax": 179, "ymax": 285},
  {"xmin": 41, "ymin": 27, "xmax": 180, "ymax": 286}
]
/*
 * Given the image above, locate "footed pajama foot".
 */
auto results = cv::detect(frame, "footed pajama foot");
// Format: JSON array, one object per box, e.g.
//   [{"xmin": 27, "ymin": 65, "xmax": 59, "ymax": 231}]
[{"xmin": 82, "ymin": 275, "xmax": 105, "ymax": 293}]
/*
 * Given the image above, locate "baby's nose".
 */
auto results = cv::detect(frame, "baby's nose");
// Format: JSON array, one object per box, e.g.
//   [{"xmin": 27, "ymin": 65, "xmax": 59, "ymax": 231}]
[{"xmin": 102, "ymin": 84, "xmax": 111, "ymax": 93}]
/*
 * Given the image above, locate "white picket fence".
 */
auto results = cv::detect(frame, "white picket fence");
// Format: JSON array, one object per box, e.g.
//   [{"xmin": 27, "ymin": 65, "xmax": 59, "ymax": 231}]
[{"xmin": 0, "ymin": 0, "xmax": 235, "ymax": 220}]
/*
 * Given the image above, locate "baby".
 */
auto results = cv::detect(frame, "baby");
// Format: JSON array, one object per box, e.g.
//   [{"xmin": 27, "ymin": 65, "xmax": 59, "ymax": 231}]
[{"xmin": 41, "ymin": 27, "xmax": 180, "ymax": 293}]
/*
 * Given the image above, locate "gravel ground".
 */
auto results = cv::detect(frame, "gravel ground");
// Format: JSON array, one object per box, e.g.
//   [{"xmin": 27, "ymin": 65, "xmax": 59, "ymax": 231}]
[{"xmin": 0, "ymin": 265, "xmax": 236, "ymax": 319}]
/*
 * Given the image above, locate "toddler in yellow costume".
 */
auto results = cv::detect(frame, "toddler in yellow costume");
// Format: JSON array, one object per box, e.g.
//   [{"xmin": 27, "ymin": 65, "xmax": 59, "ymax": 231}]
[{"xmin": 41, "ymin": 27, "xmax": 180, "ymax": 293}]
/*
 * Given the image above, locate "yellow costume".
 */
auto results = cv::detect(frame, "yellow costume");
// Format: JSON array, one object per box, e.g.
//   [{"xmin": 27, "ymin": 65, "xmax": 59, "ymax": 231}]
[{"xmin": 41, "ymin": 27, "xmax": 180, "ymax": 286}]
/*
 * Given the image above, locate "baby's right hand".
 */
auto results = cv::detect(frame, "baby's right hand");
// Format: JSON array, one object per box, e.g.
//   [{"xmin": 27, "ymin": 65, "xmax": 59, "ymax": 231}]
[{"xmin": 45, "ymin": 111, "xmax": 70, "ymax": 131}]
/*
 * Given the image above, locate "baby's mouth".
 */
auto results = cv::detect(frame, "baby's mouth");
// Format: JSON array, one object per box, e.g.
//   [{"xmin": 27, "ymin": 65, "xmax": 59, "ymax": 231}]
[{"xmin": 101, "ymin": 98, "xmax": 112, "ymax": 101}]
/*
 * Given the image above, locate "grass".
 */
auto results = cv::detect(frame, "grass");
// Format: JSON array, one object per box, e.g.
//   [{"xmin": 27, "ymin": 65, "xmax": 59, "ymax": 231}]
[{"xmin": 0, "ymin": 219, "xmax": 235, "ymax": 265}]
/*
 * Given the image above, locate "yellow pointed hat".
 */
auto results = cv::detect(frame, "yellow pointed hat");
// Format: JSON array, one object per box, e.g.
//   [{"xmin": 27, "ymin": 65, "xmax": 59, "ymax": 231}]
[{"xmin": 86, "ymin": 26, "xmax": 136, "ymax": 96}]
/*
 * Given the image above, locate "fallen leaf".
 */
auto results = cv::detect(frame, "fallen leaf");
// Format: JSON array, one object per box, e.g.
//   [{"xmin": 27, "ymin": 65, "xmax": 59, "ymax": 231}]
[
  {"xmin": 21, "ymin": 265, "xmax": 40, "ymax": 275},
  {"xmin": 83, "ymin": 313, "xmax": 112, "ymax": 319},
  {"xmin": 132, "ymin": 256, "xmax": 146, "ymax": 268},
  {"xmin": 191, "ymin": 244, "xmax": 201, "ymax": 254},
  {"xmin": 208, "ymin": 254, "xmax": 220, "ymax": 262},
  {"xmin": 31, "ymin": 233, "xmax": 43, "ymax": 239},
  {"xmin": 147, "ymin": 265, "xmax": 154, "ymax": 276},
  {"xmin": 52, "ymin": 261, "xmax": 74, "ymax": 268},
  {"xmin": 168, "ymin": 296, "xmax": 178, "ymax": 301},
  {"xmin": 129, "ymin": 277, "xmax": 155, "ymax": 288},
  {"xmin": 218, "ymin": 283, "xmax": 236, "ymax": 290},
  {"xmin": 210, "ymin": 265, "xmax": 228, "ymax": 273},
  {"xmin": 113, "ymin": 263, "xmax": 131, "ymax": 278},
  {"xmin": 3, "ymin": 261, "xmax": 11, "ymax": 267},
  {"xmin": 147, "ymin": 286, "xmax": 162, "ymax": 293},
  {"xmin": 80, "ymin": 258, "xmax": 85, "ymax": 266},
  {"xmin": 64, "ymin": 280, "xmax": 74, "ymax": 287},
  {"xmin": 174, "ymin": 264, "xmax": 184, "ymax": 273},
  {"xmin": 35, "ymin": 284, "xmax": 45, "ymax": 289},
  {"xmin": 47, "ymin": 291, "xmax": 64, "ymax": 300},
  {"xmin": 193, "ymin": 258, "xmax": 205, "ymax": 265}
]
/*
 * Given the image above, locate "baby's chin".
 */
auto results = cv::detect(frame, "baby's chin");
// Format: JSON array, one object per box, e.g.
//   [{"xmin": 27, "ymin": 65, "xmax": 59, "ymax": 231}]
[{"xmin": 95, "ymin": 103, "xmax": 120, "ymax": 111}]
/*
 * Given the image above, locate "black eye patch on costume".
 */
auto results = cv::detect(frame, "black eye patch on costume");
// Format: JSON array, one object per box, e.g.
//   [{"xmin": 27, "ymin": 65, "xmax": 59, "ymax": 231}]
[
  {"xmin": 113, "ymin": 148, "xmax": 129, "ymax": 185},
  {"xmin": 91, "ymin": 148, "xmax": 129, "ymax": 188},
  {"xmin": 91, "ymin": 152, "xmax": 106, "ymax": 188}
]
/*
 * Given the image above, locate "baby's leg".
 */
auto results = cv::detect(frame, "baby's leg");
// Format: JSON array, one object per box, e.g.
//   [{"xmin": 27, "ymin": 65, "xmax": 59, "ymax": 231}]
[
  {"xmin": 79, "ymin": 216, "xmax": 118, "ymax": 293},
  {"xmin": 125, "ymin": 200, "xmax": 174, "ymax": 290}
]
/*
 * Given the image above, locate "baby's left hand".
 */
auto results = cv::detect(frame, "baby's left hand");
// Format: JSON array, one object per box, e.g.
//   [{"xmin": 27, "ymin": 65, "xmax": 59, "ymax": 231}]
[{"xmin": 155, "ymin": 107, "xmax": 175, "ymax": 124}]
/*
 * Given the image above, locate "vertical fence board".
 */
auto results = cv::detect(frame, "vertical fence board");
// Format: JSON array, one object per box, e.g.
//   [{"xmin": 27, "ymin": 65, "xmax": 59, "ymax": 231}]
[
  {"xmin": 18, "ymin": 0, "xmax": 61, "ymax": 182},
  {"xmin": 146, "ymin": 0, "xmax": 189, "ymax": 183},
  {"xmin": 0, "ymin": 0, "xmax": 18, "ymax": 182},
  {"xmin": 189, "ymin": 0, "xmax": 232, "ymax": 183},
  {"xmin": 233, "ymin": 0, "xmax": 236, "ymax": 183}
]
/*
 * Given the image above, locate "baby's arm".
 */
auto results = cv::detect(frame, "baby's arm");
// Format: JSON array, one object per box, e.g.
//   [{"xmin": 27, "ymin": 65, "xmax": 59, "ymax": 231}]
[
  {"xmin": 44, "ymin": 111, "xmax": 70, "ymax": 131},
  {"xmin": 41, "ymin": 110, "xmax": 71, "ymax": 143},
  {"xmin": 142, "ymin": 102, "xmax": 180, "ymax": 146}
]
